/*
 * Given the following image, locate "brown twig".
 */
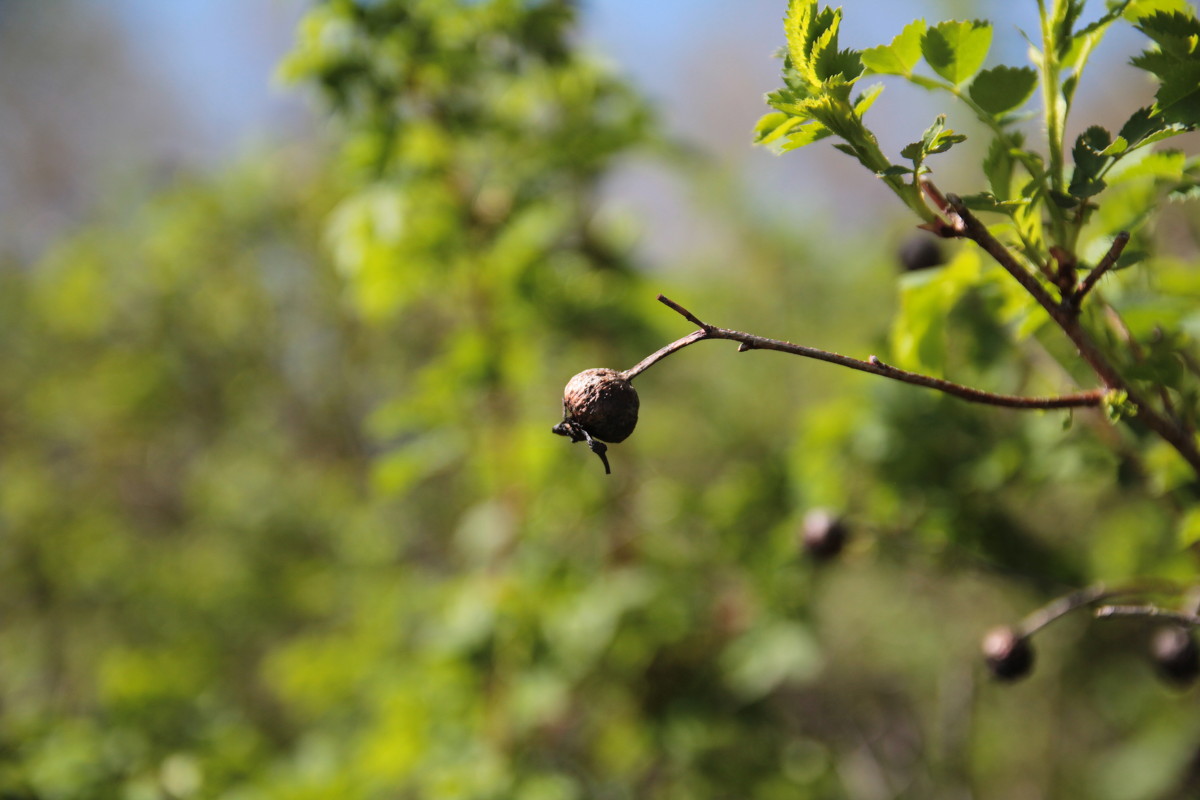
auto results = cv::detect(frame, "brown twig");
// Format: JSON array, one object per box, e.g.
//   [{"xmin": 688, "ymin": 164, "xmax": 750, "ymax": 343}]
[
  {"xmin": 1014, "ymin": 581, "xmax": 1180, "ymax": 637},
  {"xmin": 645, "ymin": 295, "xmax": 1105, "ymax": 410},
  {"xmin": 1075, "ymin": 231, "xmax": 1130, "ymax": 305},
  {"xmin": 1015, "ymin": 584, "xmax": 1113, "ymax": 637},
  {"xmin": 1095, "ymin": 604, "xmax": 1200, "ymax": 627}
]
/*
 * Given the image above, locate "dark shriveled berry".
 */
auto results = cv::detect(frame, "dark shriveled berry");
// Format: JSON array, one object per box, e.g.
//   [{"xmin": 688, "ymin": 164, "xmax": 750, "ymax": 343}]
[
  {"xmin": 981, "ymin": 625, "xmax": 1034, "ymax": 682},
  {"xmin": 560, "ymin": 368, "xmax": 639, "ymax": 444},
  {"xmin": 897, "ymin": 235, "xmax": 945, "ymax": 272},
  {"xmin": 801, "ymin": 509, "xmax": 848, "ymax": 561},
  {"xmin": 1151, "ymin": 626, "xmax": 1200, "ymax": 687}
]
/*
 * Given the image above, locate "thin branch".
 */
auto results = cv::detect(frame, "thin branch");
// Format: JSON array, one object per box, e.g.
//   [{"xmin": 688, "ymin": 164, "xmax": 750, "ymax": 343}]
[
  {"xmin": 649, "ymin": 295, "xmax": 1105, "ymax": 410},
  {"xmin": 1015, "ymin": 581, "xmax": 1181, "ymax": 637},
  {"xmin": 621, "ymin": 329, "xmax": 706, "ymax": 381},
  {"xmin": 1095, "ymin": 604, "xmax": 1200, "ymax": 627},
  {"xmin": 1016, "ymin": 584, "xmax": 1112, "ymax": 637},
  {"xmin": 1075, "ymin": 231, "xmax": 1129, "ymax": 304}
]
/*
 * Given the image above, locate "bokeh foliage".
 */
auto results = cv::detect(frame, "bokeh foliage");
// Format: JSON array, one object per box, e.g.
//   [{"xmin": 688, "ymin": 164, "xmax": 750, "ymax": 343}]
[{"xmin": 1, "ymin": 1, "xmax": 1199, "ymax": 798}]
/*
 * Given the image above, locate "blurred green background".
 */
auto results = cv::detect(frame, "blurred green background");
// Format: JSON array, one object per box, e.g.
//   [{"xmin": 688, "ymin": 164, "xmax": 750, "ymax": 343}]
[{"xmin": 2, "ymin": 1, "xmax": 1199, "ymax": 798}]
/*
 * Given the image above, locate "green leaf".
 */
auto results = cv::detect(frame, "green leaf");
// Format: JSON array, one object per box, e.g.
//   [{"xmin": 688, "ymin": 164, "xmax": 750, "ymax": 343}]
[
  {"xmin": 1124, "ymin": 0, "xmax": 1196, "ymax": 21},
  {"xmin": 1069, "ymin": 126, "xmax": 1113, "ymax": 199},
  {"xmin": 1134, "ymin": 11, "xmax": 1200, "ymax": 59},
  {"xmin": 901, "ymin": 115, "xmax": 967, "ymax": 173},
  {"xmin": 1102, "ymin": 389, "xmax": 1138, "ymax": 423},
  {"xmin": 1154, "ymin": 61, "xmax": 1200, "ymax": 125},
  {"xmin": 1062, "ymin": 2, "xmax": 1130, "ymax": 69},
  {"xmin": 780, "ymin": 120, "xmax": 834, "ymax": 150},
  {"xmin": 982, "ymin": 132, "xmax": 1024, "ymax": 200},
  {"xmin": 968, "ymin": 65, "xmax": 1038, "ymax": 116},
  {"xmin": 922, "ymin": 20, "xmax": 992, "ymax": 85},
  {"xmin": 861, "ymin": 19, "xmax": 927, "ymax": 75},
  {"xmin": 783, "ymin": 0, "xmax": 860, "ymax": 87},
  {"xmin": 1050, "ymin": 0, "xmax": 1087, "ymax": 59},
  {"xmin": 753, "ymin": 111, "xmax": 805, "ymax": 145},
  {"xmin": 853, "ymin": 83, "xmax": 885, "ymax": 117},
  {"xmin": 1131, "ymin": 12, "xmax": 1200, "ymax": 126},
  {"xmin": 1117, "ymin": 106, "xmax": 1164, "ymax": 147}
]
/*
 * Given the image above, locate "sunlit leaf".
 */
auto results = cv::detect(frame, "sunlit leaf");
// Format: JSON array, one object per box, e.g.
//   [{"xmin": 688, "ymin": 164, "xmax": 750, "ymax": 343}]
[
  {"xmin": 921, "ymin": 20, "xmax": 992, "ymax": 85},
  {"xmin": 861, "ymin": 19, "xmax": 927, "ymax": 75},
  {"xmin": 969, "ymin": 65, "xmax": 1038, "ymax": 115}
]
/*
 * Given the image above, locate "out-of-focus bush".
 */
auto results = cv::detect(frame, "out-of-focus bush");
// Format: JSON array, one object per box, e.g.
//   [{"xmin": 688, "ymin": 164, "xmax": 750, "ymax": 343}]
[{"xmin": 2, "ymin": 2, "xmax": 1199, "ymax": 799}]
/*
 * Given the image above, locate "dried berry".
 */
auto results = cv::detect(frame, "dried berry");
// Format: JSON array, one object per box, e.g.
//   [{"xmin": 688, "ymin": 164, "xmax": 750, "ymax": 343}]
[
  {"xmin": 559, "ymin": 368, "xmax": 639, "ymax": 443},
  {"xmin": 552, "ymin": 368, "xmax": 640, "ymax": 473},
  {"xmin": 1151, "ymin": 626, "xmax": 1200, "ymax": 687},
  {"xmin": 981, "ymin": 625, "xmax": 1034, "ymax": 681},
  {"xmin": 801, "ymin": 509, "xmax": 848, "ymax": 561},
  {"xmin": 897, "ymin": 235, "xmax": 945, "ymax": 272}
]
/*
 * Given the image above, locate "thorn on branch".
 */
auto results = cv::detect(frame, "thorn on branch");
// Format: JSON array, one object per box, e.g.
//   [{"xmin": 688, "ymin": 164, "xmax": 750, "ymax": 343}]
[{"xmin": 918, "ymin": 179, "xmax": 963, "ymax": 235}]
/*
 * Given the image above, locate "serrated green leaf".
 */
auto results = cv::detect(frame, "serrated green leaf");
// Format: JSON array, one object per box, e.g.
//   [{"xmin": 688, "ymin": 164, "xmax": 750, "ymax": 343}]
[
  {"xmin": 818, "ymin": 48, "xmax": 865, "ymax": 84},
  {"xmin": 1135, "ymin": 11, "xmax": 1200, "ymax": 58},
  {"xmin": 1113, "ymin": 105, "xmax": 1192, "ymax": 154},
  {"xmin": 1131, "ymin": 12, "xmax": 1200, "ymax": 126},
  {"xmin": 922, "ymin": 20, "xmax": 992, "ymax": 85},
  {"xmin": 783, "ymin": 0, "xmax": 859, "ymax": 88},
  {"xmin": 1069, "ymin": 126, "xmax": 1113, "ymax": 198},
  {"xmin": 780, "ymin": 120, "xmax": 834, "ymax": 150},
  {"xmin": 1154, "ymin": 61, "xmax": 1200, "ymax": 125},
  {"xmin": 854, "ymin": 83, "xmax": 885, "ymax": 116},
  {"xmin": 878, "ymin": 165, "xmax": 914, "ymax": 177},
  {"xmin": 753, "ymin": 112, "xmax": 805, "ymax": 146},
  {"xmin": 861, "ymin": 19, "xmax": 927, "ymax": 75},
  {"xmin": 1125, "ymin": 0, "xmax": 1196, "ymax": 22},
  {"xmin": 1118, "ymin": 106, "xmax": 1162, "ymax": 145},
  {"xmin": 1100, "ymin": 136, "xmax": 1130, "ymax": 156},
  {"xmin": 968, "ymin": 65, "xmax": 1038, "ymax": 116}
]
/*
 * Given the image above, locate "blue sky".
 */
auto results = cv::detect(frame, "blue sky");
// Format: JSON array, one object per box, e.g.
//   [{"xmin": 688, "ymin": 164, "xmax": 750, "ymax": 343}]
[{"xmin": 84, "ymin": 0, "xmax": 1144, "ymax": 166}]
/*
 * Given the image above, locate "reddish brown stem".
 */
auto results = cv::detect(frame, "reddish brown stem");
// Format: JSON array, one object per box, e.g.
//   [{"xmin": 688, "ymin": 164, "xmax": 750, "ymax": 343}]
[
  {"xmin": 1075, "ymin": 232, "xmax": 1130, "ymax": 304},
  {"xmin": 647, "ymin": 295, "xmax": 1105, "ymax": 410}
]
